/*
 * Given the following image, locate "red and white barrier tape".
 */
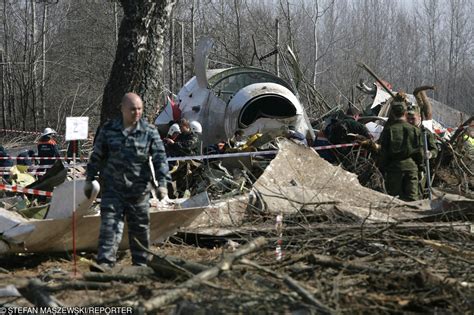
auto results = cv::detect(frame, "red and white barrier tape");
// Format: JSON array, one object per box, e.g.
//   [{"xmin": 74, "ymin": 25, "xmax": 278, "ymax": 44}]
[
  {"xmin": 167, "ymin": 143, "xmax": 360, "ymax": 161},
  {"xmin": 0, "ymin": 156, "xmax": 73, "ymax": 160},
  {"xmin": 0, "ymin": 128, "xmax": 42, "ymax": 135},
  {"xmin": 0, "ymin": 171, "xmax": 45, "ymax": 176},
  {"xmin": 0, "ymin": 163, "xmax": 87, "ymax": 171},
  {"xmin": 0, "ymin": 143, "xmax": 359, "ymax": 164},
  {"xmin": 0, "ymin": 184, "xmax": 52, "ymax": 197}
]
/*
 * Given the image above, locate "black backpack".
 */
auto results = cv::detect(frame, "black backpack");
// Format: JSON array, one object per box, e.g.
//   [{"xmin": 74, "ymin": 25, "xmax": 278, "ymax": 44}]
[{"xmin": 325, "ymin": 119, "xmax": 349, "ymax": 144}]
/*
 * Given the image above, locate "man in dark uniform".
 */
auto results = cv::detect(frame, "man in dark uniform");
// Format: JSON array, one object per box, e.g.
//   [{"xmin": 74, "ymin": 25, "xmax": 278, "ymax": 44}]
[
  {"xmin": 379, "ymin": 101, "xmax": 422, "ymax": 201},
  {"xmin": 84, "ymin": 92, "xmax": 170, "ymax": 270},
  {"xmin": 37, "ymin": 128, "xmax": 60, "ymax": 171}
]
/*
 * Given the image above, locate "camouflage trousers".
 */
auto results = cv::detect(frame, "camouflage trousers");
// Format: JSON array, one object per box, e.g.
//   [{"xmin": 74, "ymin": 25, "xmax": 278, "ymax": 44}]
[
  {"xmin": 97, "ymin": 191, "xmax": 150, "ymax": 266},
  {"xmin": 384, "ymin": 169, "xmax": 419, "ymax": 201}
]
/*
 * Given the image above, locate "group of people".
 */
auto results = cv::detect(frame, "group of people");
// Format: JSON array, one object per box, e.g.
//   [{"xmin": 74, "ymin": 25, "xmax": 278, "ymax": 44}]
[
  {"xmin": 379, "ymin": 97, "xmax": 438, "ymax": 201},
  {"xmin": 83, "ymin": 91, "xmax": 442, "ymax": 271},
  {"xmin": 315, "ymin": 98, "xmax": 439, "ymax": 202},
  {"xmin": 0, "ymin": 128, "xmax": 64, "ymax": 182}
]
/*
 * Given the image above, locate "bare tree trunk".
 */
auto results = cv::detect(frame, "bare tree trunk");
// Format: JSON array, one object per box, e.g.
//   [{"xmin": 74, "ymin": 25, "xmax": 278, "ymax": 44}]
[
  {"xmin": 180, "ymin": 21, "xmax": 184, "ymax": 87},
  {"xmin": 100, "ymin": 0, "xmax": 176, "ymax": 123},
  {"xmin": 234, "ymin": 0, "xmax": 242, "ymax": 63},
  {"xmin": 191, "ymin": 0, "xmax": 195, "ymax": 66},
  {"xmin": 1, "ymin": 51, "xmax": 6, "ymax": 130},
  {"xmin": 169, "ymin": 10, "xmax": 175, "ymax": 93},
  {"xmin": 312, "ymin": 1, "xmax": 319, "ymax": 86},
  {"xmin": 423, "ymin": 0, "xmax": 442, "ymax": 100},
  {"xmin": 40, "ymin": 3, "xmax": 47, "ymax": 125},
  {"xmin": 31, "ymin": 0, "xmax": 38, "ymax": 130},
  {"xmin": 275, "ymin": 18, "xmax": 280, "ymax": 76},
  {"xmin": 2, "ymin": 0, "xmax": 8, "ymax": 130},
  {"xmin": 113, "ymin": 2, "xmax": 119, "ymax": 45},
  {"xmin": 21, "ymin": 0, "xmax": 29, "ymax": 130}
]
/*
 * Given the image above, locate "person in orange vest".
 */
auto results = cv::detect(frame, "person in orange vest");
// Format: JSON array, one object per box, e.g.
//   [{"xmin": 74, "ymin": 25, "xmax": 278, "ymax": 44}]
[{"xmin": 37, "ymin": 128, "xmax": 61, "ymax": 169}]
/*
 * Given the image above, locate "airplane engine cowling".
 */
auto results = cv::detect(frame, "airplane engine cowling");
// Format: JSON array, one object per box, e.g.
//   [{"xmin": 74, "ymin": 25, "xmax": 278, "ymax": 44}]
[{"xmin": 224, "ymin": 83, "xmax": 305, "ymax": 137}]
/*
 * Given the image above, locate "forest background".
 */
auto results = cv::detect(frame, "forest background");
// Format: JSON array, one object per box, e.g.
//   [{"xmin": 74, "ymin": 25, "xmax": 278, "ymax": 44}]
[{"xmin": 0, "ymin": 0, "xmax": 472, "ymax": 133}]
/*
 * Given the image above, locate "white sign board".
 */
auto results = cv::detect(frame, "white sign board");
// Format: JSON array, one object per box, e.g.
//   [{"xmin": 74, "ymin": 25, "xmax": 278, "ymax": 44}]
[{"xmin": 65, "ymin": 117, "xmax": 89, "ymax": 141}]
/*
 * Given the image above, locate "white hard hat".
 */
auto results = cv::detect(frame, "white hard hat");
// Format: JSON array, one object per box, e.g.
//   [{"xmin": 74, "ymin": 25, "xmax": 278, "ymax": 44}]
[
  {"xmin": 41, "ymin": 127, "xmax": 57, "ymax": 137},
  {"xmin": 167, "ymin": 123, "xmax": 181, "ymax": 136},
  {"xmin": 190, "ymin": 121, "xmax": 202, "ymax": 134}
]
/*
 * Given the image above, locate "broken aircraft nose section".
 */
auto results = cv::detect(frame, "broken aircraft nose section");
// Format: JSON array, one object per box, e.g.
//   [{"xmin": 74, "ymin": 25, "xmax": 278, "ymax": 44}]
[{"xmin": 155, "ymin": 37, "xmax": 313, "ymax": 147}]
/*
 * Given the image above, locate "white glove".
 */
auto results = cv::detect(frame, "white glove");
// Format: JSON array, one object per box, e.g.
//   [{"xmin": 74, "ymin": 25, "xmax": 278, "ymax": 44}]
[
  {"xmin": 84, "ymin": 180, "xmax": 93, "ymax": 199},
  {"xmin": 157, "ymin": 186, "xmax": 168, "ymax": 201}
]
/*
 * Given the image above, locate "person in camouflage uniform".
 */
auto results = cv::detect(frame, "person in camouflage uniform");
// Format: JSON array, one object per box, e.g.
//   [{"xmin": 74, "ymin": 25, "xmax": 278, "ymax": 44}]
[
  {"xmin": 84, "ymin": 92, "xmax": 170, "ymax": 269},
  {"xmin": 406, "ymin": 105, "xmax": 438, "ymax": 198},
  {"xmin": 164, "ymin": 119, "xmax": 200, "ymax": 198},
  {"xmin": 343, "ymin": 107, "xmax": 372, "ymax": 140},
  {"xmin": 379, "ymin": 101, "xmax": 423, "ymax": 201}
]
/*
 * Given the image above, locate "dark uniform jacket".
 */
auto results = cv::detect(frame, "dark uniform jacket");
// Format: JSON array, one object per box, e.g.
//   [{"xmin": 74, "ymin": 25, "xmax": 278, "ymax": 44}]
[
  {"xmin": 167, "ymin": 132, "xmax": 199, "ymax": 156},
  {"xmin": 37, "ymin": 137, "xmax": 60, "ymax": 166},
  {"xmin": 86, "ymin": 118, "xmax": 170, "ymax": 199},
  {"xmin": 343, "ymin": 116, "xmax": 371, "ymax": 139}
]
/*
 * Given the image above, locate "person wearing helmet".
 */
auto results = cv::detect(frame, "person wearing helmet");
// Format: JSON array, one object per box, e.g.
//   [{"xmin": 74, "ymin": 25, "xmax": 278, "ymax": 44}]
[
  {"xmin": 37, "ymin": 127, "xmax": 60, "ymax": 170},
  {"xmin": 166, "ymin": 118, "xmax": 199, "ymax": 157},
  {"xmin": 163, "ymin": 123, "xmax": 181, "ymax": 156},
  {"xmin": 190, "ymin": 121, "xmax": 202, "ymax": 135},
  {"xmin": 166, "ymin": 123, "xmax": 181, "ymax": 141},
  {"xmin": 165, "ymin": 119, "xmax": 200, "ymax": 198}
]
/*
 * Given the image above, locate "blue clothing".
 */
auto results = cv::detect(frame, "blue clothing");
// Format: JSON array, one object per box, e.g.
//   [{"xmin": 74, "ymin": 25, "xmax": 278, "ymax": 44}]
[
  {"xmin": 86, "ymin": 118, "xmax": 170, "ymax": 197},
  {"xmin": 86, "ymin": 117, "xmax": 170, "ymax": 266}
]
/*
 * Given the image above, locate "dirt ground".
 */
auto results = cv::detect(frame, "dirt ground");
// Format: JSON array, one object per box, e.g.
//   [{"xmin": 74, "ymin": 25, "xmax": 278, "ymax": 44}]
[{"xmin": 1, "ymin": 215, "xmax": 473, "ymax": 314}]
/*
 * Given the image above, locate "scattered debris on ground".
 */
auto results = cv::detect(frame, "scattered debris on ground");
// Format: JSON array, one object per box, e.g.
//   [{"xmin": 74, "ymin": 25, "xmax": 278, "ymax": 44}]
[{"xmin": 0, "ymin": 138, "xmax": 472, "ymax": 313}]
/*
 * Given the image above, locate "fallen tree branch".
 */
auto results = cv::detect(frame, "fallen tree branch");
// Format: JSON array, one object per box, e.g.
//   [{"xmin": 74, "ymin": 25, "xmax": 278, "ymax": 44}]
[
  {"xmin": 47, "ymin": 280, "xmax": 116, "ymax": 292},
  {"xmin": 239, "ymin": 258, "xmax": 333, "ymax": 314},
  {"xmin": 147, "ymin": 254, "xmax": 209, "ymax": 279},
  {"xmin": 306, "ymin": 254, "xmax": 391, "ymax": 274},
  {"xmin": 18, "ymin": 279, "xmax": 64, "ymax": 307},
  {"xmin": 140, "ymin": 237, "xmax": 267, "ymax": 312},
  {"xmin": 83, "ymin": 267, "xmax": 155, "ymax": 283}
]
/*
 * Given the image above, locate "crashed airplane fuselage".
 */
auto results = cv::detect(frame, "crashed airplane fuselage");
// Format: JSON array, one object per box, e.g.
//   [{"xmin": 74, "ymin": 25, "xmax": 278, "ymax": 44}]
[{"xmin": 155, "ymin": 38, "xmax": 313, "ymax": 147}]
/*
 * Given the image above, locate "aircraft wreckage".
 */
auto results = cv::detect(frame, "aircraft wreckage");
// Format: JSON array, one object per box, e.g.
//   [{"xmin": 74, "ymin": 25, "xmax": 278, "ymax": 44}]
[
  {"xmin": 155, "ymin": 37, "xmax": 315, "ymax": 147},
  {"xmin": 0, "ymin": 38, "xmax": 471, "ymax": 255},
  {"xmin": 1, "ymin": 139, "xmax": 472, "ymax": 254}
]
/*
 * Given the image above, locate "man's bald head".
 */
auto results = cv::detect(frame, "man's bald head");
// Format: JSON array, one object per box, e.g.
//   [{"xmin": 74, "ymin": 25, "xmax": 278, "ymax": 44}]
[
  {"xmin": 121, "ymin": 92, "xmax": 142, "ymax": 106},
  {"xmin": 121, "ymin": 92, "xmax": 143, "ymax": 128}
]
